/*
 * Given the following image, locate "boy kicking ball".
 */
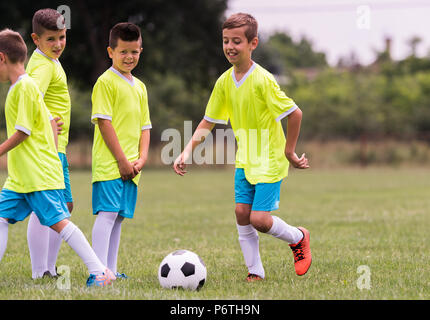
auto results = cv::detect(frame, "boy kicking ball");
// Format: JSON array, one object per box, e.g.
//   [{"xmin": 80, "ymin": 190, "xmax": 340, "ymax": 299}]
[
  {"xmin": 0, "ymin": 28, "xmax": 115, "ymax": 287},
  {"xmin": 173, "ymin": 13, "xmax": 311, "ymax": 281}
]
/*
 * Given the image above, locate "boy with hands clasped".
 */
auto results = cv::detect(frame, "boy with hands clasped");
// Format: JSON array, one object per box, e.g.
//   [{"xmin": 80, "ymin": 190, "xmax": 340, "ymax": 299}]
[{"xmin": 90, "ymin": 22, "xmax": 151, "ymax": 279}]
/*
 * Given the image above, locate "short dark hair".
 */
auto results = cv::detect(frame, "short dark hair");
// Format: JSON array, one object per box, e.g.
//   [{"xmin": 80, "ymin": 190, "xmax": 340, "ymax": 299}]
[
  {"xmin": 109, "ymin": 22, "xmax": 142, "ymax": 49},
  {"xmin": 32, "ymin": 8, "xmax": 65, "ymax": 36},
  {"xmin": 0, "ymin": 29, "xmax": 27, "ymax": 64},
  {"xmin": 222, "ymin": 13, "xmax": 258, "ymax": 42}
]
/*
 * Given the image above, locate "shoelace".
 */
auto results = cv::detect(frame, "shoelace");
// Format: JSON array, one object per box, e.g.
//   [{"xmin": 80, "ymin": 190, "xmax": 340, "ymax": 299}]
[{"xmin": 291, "ymin": 243, "xmax": 305, "ymax": 262}]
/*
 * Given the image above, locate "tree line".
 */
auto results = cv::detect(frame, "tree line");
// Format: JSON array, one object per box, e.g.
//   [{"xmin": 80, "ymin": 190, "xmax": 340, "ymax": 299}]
[{"xmin": 0, "ymin": 0, "xmax": 429, "ymax": 146}]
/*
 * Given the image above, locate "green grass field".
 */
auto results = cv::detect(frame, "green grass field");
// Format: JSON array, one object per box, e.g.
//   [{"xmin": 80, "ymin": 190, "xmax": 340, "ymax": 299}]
[{"xmin": 0, "ymin": 167, "xmax": 429, "ymax": 300}]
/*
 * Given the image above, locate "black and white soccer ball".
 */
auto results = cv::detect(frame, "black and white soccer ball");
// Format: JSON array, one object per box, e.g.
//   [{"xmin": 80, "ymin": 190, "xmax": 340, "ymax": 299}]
[{"xmin": 158, "ymin": 249, "xmax": 207, "ymax": 291}]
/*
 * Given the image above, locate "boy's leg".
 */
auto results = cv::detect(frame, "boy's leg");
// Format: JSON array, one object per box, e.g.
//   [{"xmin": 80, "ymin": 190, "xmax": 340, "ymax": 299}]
[
  {"xmin": 50, "ymin": 219, "xmax": 106, "ymax": 276},
  {"xmin": 107, "ymin": 215, "xmax": 124, "ymax": 274},
  {"xmin": 0, "ymin": 217, "xmax": 8, "ymax": 262},
  {"xmin": 250, "ymin": 180, "xmax": 311, "ymax": 276},
  {"xmin": 234, "ymin": 169, "xmax": 265, "ymax": 280},
  {"xmin": 46, "ymin": 153, "xmax": 74, "ymax": 276},
  {"xmin": 235, "ymin": 203, "xmax": 265, "ymax": 280},
  {"xmin": 27, "ymin": 213, "xmax": 50, "ymax": 278},
  {"xmin": 251, "ymin": 211, "xmax": 302, "ymax": 243},
  {"xmin": 92, "ymin": 211, "xmax": 119, "ymax": 266}
]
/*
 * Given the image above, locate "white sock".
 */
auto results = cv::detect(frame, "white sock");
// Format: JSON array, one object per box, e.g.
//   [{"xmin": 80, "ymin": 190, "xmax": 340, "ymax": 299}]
[
  {"xmin": 107, "ymin": 215, "xmax": 124, "ymax": 274},
  {"xmin": 91, "ymin": 211, "xmax": 118, "ymax": 267},
  {"xmin": 236, "ymin": 224, "xmax": 265, "ymax": 278},
  {"xmin": 27, "ymin": 213, "xmax": 49, "ymax": 278},
  {"xmin": 267, "ymin": 216, "xmax": 303, "ymax": 244},
  {"xmin": 59, "ymin": 221, "xmax": 105, "ymax": 275},
  {"xmin": 47, "ymin": 227, "xmax": 62, "ymax": 276},
  {"xmin": 0, "ymin": 217, "xmax": 8, "ymax": 262}
]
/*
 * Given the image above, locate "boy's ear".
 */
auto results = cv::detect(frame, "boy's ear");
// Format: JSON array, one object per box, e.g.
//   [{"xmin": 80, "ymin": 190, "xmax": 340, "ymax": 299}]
[
  {"xmin": 250, "ymin": 37, "xmax": 259, "ymax": 50},
  {"xmin": 107, "ymin": 46, "xmax": 113, "ymax": 58},
  {"xmin": 31, "ymin": 33, "xmax": 39, "ymax": 46},
  {"xmin": 0, "ymin": 52, "xmax": 5, "ymax": 64}
]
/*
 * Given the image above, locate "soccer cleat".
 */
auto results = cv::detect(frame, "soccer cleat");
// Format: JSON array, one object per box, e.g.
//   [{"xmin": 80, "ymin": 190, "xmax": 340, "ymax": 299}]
[
  {"xmin": 246, "ymin": 273, "xmax": 263, "ymax": 282},
  {"xmin": 289, "ymin": 227, "xmax": 312, "ymax": 276},
  {"xmin": 86, "ymin": 268, "xmax": 116, "ymax": 287},
  {"xmin": 115, "ymin": 272, "xmax": 128, "ymax": 279},
  {"xmin": 42, "ymin": 270, "xmax": 58, "ymax": 279}
]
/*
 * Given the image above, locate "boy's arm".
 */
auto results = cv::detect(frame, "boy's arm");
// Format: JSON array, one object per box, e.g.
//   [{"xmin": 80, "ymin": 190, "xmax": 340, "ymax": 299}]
[
  {"xmin": 131, "ymin": 129, "xmax": 150, "ymax": 174},
  {"xmin": 0, "ymin": 131, "xmax": 29, "ymax": 157},
  {"xmin": 97, "ymin": 119, "xmax": 135, "ymax": 180},
  {"xmin": 173, "ymin": 118, "xmax": 215, "ymax": 176},
  {"xmin": 284, "ymin": 108, "xmax": 309, "ymax": 169}
]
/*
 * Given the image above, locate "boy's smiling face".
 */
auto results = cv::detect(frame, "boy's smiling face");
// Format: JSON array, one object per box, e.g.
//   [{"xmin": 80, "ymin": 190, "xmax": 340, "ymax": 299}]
[
  {"xmin": 31, "ymin": 28, "xmax": 66, "ymax": 60},
  {"xmin": 222, "ymin": 26, "xmax": 258, "ymax": 67},
  {"xmin": 108, "ymin": 39, "xmax": 142, "ymax": 75}
]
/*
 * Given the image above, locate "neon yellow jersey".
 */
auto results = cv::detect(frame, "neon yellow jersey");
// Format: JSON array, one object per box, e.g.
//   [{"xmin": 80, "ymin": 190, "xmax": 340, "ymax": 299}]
[
  {"xmin": 91, "ymin": 67, "xmax": 152, "ymax": 185},
  {"xmin": 26, "ymin": 49, "xmax": 71, "ymax": 154},
  {"xmin": 3, "ymin": 74, "xmax": 65, "ymax": 193},
  {"xmin": 204, "ymin": 62, "xmax": 298, "ymax": 184}
]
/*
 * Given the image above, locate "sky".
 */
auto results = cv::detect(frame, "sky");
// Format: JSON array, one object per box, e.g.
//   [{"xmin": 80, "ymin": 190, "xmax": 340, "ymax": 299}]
[{"xmin": 226, "ymin": 0, "xmax": 430, "ymax": 65}]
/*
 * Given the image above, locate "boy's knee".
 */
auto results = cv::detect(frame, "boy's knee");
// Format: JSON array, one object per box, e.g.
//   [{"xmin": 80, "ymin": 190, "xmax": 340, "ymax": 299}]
[
  {"xmin": 250, "ymin": 213, "xmax": 272, "ymax": 233},
  {"xmin": 235, "ymin": 204, "xmax": 251, "ymax": 225}
]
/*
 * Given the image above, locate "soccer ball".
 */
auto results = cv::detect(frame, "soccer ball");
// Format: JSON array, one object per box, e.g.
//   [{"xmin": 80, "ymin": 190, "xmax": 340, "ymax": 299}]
[{"xmin": 158, "ymin": 249, "xmax": 207, "ymax": 291}]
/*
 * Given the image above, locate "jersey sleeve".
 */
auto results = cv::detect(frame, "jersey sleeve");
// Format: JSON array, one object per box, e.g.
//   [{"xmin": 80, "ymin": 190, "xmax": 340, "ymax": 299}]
[
  {"xmin": 91, "ymin": 79, "xmax": 114, "ymax": 124},
  {"xmin": 140, "ymin": 83, "xmax": 152, "ymax": 130},
  {"xmin": 204, "ymin": 77, "xmax": 229, "ymax": 125},
  {"xmin": 263, "ymin": 73, "xmax": 298, "ymax": 122},
  {"xmin": 27, "ymin": 62, "xmax": 53, "ymax": 96},
  {"xmin": 14, "ymin": 86, "xmax": 37, "ymax": 135}
]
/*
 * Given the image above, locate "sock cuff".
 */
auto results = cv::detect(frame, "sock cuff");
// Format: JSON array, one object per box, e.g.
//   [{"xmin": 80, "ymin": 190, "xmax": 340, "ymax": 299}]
[
  {"xmin": 97, "ymin": 211, "xmax": 119, "ymax": 224},
  {"xmin": 236, "ymin": 224, "xmax": 258, "ymax": 239},
  {"xmin": 267, "ymin": 215, "xmax": 281, "ymax": 236},
  {"xmin": 59, "ymin": 221, "xmax": 78, "ymax": 242}
]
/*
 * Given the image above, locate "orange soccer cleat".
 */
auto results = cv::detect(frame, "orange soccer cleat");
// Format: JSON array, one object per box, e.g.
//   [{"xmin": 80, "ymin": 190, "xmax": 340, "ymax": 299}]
[
  {"xmin": 246, "ymin": 273, "xmax": 263, "ymax": 282},
  {"xmin": 289, "ymin": 227, "xmax": 312, "ymax": 276}
]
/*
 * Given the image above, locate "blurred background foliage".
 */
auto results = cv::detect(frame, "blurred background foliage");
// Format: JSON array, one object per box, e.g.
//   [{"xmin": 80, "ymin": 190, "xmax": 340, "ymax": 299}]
[{"xmin": 0, "ymin": 0, "xmax": 429, "ymax": 167}]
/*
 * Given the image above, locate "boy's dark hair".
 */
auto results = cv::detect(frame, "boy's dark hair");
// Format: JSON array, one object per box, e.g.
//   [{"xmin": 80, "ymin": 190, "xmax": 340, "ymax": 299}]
[
  {"xmin": 222, "ymin": 13, "xmax": 258, "ymax": 42},
  {"xmin": 109, "ymin": 22, "xmax": 142, "ymax": 49},
  {"xmin": 32, "ymin": 8, "xmax": 65, "ymax": 36},
  {"xmin": 0, "ymin": 29, "xmax": 27, "ymax": 64}
]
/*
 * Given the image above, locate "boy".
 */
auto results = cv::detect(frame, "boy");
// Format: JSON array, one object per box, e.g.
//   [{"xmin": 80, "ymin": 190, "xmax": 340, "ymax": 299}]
[
  {"xmin": 25, "ymin": 8, "xmax": 73, "ymax": 279},
  {"xmin": 173, "ymin": 13, "xmax": 311, "ymax": 281},
  {"xmin": 0, "ymin": 28, "xmax": 115, "ymax": 287},
  {"xmin": 90, "ymin": 22, "xmax": 151, "ymax": 278}
]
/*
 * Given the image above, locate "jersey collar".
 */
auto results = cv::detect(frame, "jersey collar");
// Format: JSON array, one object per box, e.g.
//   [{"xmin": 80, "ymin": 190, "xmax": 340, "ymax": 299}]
[
  {"xmin": 35, "ymin": 48, "xmax": 60, "ymax": 64},
  {"xmin": 8, "ymin": 73, "xmax": 28, "ymax": 94},
  {"xmin": 232, "ymin": 61, "xmax": 256, "ymax": 88},
  {"xmin": 109, "ymin": 66, "xmax": 135, "ymax": 86}
]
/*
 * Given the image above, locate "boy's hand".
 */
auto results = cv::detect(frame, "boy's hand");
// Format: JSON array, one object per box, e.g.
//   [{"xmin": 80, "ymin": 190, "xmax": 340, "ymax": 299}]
[
  {"xmin": 118, "ymin": 158, "xmax": 136, "ymax": 180},
  {"xmin": 54, "ymin": 117, "xmax": 64, "ymax": 135},
  {"xmin": 173, "ymin": 152, "xmax": 189, "ymax": 176},
  {"xmin": 286, "ymin": 152, "xmax": 309, "ymax": 169},
  {"xmin": 131, "ymin": 158, "xmax": 146, "ymax": 175}
]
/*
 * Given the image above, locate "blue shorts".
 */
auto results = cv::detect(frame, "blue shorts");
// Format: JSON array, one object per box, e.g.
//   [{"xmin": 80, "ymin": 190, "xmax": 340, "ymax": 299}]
[
  {"xmin": 59, "ymin": 152, "xmax": 73, "ymax": 203},
  {"xmin": 234, "ymin": 168, "xmax": 282, "ymax": 212},
  {"xmin": 92, "ymin": 178, "xmax": 138, "ymax": 219},
  {"xmin": 0, "ymin": 189, "xmax": 70, "ymax": 226}
]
